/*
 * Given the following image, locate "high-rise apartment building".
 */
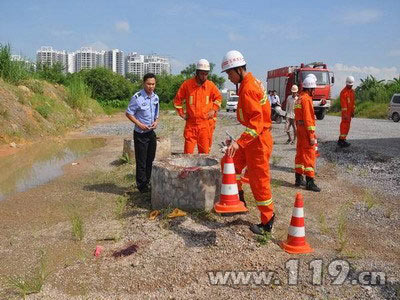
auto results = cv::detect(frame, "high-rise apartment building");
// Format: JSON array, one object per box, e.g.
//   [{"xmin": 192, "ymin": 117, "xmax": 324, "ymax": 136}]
[
  {"xmin": 105, "ymin": 49, "xmax": 124, "ymax": 76},
  {"xmin": 36, "ymin": 46, "xmax": 170, "ymax": 76},
  {"xmin": 125, "ymin": 52, "xmax": 145, "ymax": 77},
  {"xmin": 75, "ymin": 47, "xmax": 105, "ymax": 72},
  {"xmin": 144, "ymin": 54, "xmax": 170, "ymax": 75},
  {"xmin": 125, "ymin": 53, "xmax": 170, "ymax": 77},
  {"xmin": 36, "ymin": 46, "xmax": 68, "ymax": 72}
]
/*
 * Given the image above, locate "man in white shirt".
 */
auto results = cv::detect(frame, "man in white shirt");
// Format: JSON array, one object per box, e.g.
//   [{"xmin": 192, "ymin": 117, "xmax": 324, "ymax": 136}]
[
  {"xmin": 272, "ymin": 90, "xmax": 280, "ymax": 106},
  {"xmin": 284, "ymin": 85, "xmax": 298, "ymax": 144}
]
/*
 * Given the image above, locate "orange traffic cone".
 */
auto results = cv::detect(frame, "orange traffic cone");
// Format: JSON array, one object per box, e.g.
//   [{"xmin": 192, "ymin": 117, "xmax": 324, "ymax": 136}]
[
  {"xmin": 214, "ymin": 155, "xmax": 248, "ymax": 213},
  {"xmin": 280, "ymin": 192, "xmax": 314, "ymax": 254},
  {"xmin": 241, "ymin": 168, "xmax": 250, "ymax": 184},
  {"xmin": 315, "ymin": 135, "xmax": 320, "ymax": 157}
]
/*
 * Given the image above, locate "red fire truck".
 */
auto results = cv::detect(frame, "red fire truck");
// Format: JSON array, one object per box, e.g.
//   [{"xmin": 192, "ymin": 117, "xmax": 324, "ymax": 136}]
[{"xmin": 266, "ymin": 62, "xmax": 334, "ymax": 120}]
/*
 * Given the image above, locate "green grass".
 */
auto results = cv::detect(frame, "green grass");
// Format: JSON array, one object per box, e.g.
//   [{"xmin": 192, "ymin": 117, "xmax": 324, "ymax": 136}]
[
  {"xmin": 318, "ymin": 213, "xmax": 330, "ymax": 235},
  {"xmin": 336, "ymin": 208, "xmax": 348, "ymax": 252},
  {"xmin": 363, "ymin": 190, "xmax": 377, "ymax": 211},
  {"xmin": 66, "ymin": 76, "xmax": 91, "ymax": 109},
  {"xmin": 191, "ymin": 210, "xmax": 217, "ymax": 222},
  {"xmin": 119, "ymin": 153, "xmax": 132, "ymax": 164},
  {"xmin": 70, "ymin": 214, "xmax": 84, "ymax": 241},
  {"xmin": 256, "ymin": 231, "xmax": 272, "ymax": 245},
  {"xmin": 3, "ymin": 250, "xmax": 49, "ymax": 298},
  {"xmin": 115, "ymin": 196, "xmax": 128, "ymax": 219}
]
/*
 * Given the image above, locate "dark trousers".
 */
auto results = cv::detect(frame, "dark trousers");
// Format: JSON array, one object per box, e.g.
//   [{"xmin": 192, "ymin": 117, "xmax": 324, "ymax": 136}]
[{"xmin": 134, "ymin": 130, "xmax": 157, "ymax": 191}]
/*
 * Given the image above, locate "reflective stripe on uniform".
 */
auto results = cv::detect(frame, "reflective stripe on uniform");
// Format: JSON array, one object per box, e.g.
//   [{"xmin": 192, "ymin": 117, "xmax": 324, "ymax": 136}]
[
  {"xmin": 260, "ymin": 92, "xmax": 268, "ymax": 105},
  {"xmin": 239, "ymin": 109, "xmax": 244, "ymax": 122},
  {"xmin": 307, "ymin": 126, "xmax": 316, "ymax": 131},
  {"xmin": 294, "ymin": 104, "xmax": 302, "ymax": 109},
  {"xmin": 304, "ymin": 167, "xmax": 314, "ymax": 172},
  {"xmin": 206, "ymin": 96, "xmax": 209, "ymax": 104},
  {"xmin": 189, "ymin": 96, "xmax": 193, "ymax": 105},
  {"xmin": 214, "ymin": 100, "xmax": 222, "ymax": 107},
  {"xmin": 295, "ymin": 164, "xmax": 304, "ymax": 170},
  {"xmin": 256, "ymin": 198, "xmax": 273, "ymax": 206},
  {"xmin": 174, "ymin": 105, "xmax": 183, "ymax": 109},
  {"xmin": 340, "ymin": 134, "xmax": 347, "ymax": 137},
  {"xmin": 244, "ymin": 127, "xmax": 258, "ymax": 137}
]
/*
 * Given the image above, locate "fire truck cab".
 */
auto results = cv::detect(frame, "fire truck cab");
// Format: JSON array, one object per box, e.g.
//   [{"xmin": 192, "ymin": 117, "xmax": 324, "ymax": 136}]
[{"xmin": 267, "ymin": 62, "xmax": 335, "ymax": 120}]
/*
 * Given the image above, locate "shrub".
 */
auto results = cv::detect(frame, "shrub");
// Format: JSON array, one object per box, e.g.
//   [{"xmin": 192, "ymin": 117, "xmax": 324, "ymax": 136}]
[
  {"xmin": 0, "ymin": 44, "xmax": 30, "ymax": 84},
  {"xmin": 80, "ymin": 68, "xmax": 134, "ymax": 103},
  {"xmin": 65, "ymin": 76, "xmax": 91, "ymax": 110},
  {"xmin": 35, "ymin": 62, "xmax": 66, "ymax": 85}
]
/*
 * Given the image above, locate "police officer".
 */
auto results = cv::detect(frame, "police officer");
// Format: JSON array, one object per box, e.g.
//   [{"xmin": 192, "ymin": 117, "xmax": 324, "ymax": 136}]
[{"xmin": 126, "ymin": 73, "xmax": 159, "ymax": 193}]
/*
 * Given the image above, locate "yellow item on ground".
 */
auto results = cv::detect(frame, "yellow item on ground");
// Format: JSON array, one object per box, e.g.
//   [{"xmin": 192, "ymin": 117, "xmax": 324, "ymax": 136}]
[
  {"xmin": 167, "ymin": 208, "xmax": 187, "ymax": 218},
  {"xmin": 149, "ymin": 210, "xmax": 160, "ymax": 220}
]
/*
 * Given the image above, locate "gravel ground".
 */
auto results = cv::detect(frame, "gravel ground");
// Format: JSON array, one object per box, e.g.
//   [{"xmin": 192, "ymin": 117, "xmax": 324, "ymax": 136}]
[
  {"xmin": 85, "ymin": 112, "xmax": 400, "ymax": 198},
  {"xmin": 1, "ymin": 112, "xmax": 399, "ymax": 299}
]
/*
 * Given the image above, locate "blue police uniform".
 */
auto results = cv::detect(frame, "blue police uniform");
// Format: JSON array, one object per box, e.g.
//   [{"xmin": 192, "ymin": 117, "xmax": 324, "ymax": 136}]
[{"xmin": 126, "ymin": 90, "xmax": 159, "ymax": 193}]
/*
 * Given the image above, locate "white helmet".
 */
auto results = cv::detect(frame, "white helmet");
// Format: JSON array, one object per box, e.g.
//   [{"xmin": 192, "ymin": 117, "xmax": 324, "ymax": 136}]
[
  {"xmin": 291, "ymin": 85, "xmax": 298, "ymax": 92},
  {"xmin": 303, "ymin": 76, "xmax": 317, "ymax": 89},
  {"xmin": 196, "ymin": 59, "xmax": 210, "ymax": 71},
  {"xmin": 346, "ymin": 76, "xmax": 354, "ymax": 85},
  {"xmin": 221, "ymin": 50, "xmax": 246, "ymax": 72},
  {"xmin": 306, "ymin": 74, "xmax": 317, "ymax": 82}
]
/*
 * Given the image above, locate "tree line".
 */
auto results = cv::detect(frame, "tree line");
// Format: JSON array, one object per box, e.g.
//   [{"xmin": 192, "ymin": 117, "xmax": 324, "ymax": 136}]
[
  {"xmin": 0, "ymin": 44, "xmax": 225, "ymax": 110},
  {"xmin": 330, "ymin": 75, "xmax": 400, "ymax": 119}
]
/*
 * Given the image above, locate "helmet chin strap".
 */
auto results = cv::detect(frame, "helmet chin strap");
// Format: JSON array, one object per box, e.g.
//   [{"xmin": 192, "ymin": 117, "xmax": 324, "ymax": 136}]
[{"xmin": 234, "ymin": 68, "xmax": 243, "ymax": 94}]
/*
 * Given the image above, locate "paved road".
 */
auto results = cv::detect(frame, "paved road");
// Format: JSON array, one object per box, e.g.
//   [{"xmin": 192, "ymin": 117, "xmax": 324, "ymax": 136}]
[{"xmin": 220, "ymin": 112, "xmax": 400, "ymax": 158}]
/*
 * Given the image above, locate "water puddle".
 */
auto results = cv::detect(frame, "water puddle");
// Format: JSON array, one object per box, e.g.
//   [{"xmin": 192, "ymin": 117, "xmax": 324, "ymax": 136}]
[{"xmin": 0, "ymin": 138, "xmax": 106, "ymax": 201}]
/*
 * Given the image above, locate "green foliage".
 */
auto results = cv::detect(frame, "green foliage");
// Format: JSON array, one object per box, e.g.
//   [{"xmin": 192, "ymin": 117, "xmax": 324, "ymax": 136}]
[
  {"xmin": 30, "ymin": 94, "xmax": 54, "ymax": 119},
  {"xmin": 125, "ymin": 72, "xmax": 142, "ymax": 84},
  {"xmin": 155, "ymin": 72, "xmax": 185, "ymax": 103},
  {"xmin": 35, "ymin": 62, "xmax": 66, "ymax": 84},
  {"xmin": 256, "ymin": 231, "xmax": 272, "ymax": 245},
  {"xmin": 330, "ymin": 75, "xmax": 400, "ymax": 119},
  {"xmin": 0, "ymin": 44, "xmax": 30, "ymax": 84},
  {"xmin": 65, "ymin": 76, "xmax": 91, "ymax": 110},
  {"xmin": 119, "ymin": 153, "xmax": 132, "ymax": 164},
  {"xmin": 79, "ymin": 67, "xmax": 134, "ymax": 103},
  {"xmin": 180, "ymin": 62, "xmax": 225, "ymax": 89},
  {"xmin": 3, "ymin": 250, "xmax": 49, "ymax": 298}
]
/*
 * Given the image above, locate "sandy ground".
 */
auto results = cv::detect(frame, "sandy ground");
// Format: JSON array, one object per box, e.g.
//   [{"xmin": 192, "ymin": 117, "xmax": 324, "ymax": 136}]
[{"xmin": 0, "ymin": 112, "xmax": 399, "ymax": 300}]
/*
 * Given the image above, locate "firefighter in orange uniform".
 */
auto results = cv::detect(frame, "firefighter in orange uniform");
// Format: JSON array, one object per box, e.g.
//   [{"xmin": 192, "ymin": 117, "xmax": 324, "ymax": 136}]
[
  {"xmin": 294, "ymin": 75, "xmax": 321, "ymax": 192},
  {"xmin": 338, "ymin": 76, "xmax": 355, "ymax": 148},
  {"xmin": 222, "ymin": 50, "xmax": 274, "ymax": 235},
  {"xmin": 174, "ymin": 59, "xmax": 222, "ymax": 154}
]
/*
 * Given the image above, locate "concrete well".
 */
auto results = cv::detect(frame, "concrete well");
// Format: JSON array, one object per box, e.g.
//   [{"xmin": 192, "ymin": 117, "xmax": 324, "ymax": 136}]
[
  {"xmin": 123, "ymin": 136, "xmax": 171, "ymax": 161},
  {"xmin": 151, "ymin": 154, "xmax": 221, "ymax": 211}
]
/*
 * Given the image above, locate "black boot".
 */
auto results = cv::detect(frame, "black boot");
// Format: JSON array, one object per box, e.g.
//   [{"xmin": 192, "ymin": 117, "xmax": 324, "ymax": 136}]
[
  {"xmin": 295, "ymin": 173, "xmax": 306, "ymax": 187},
  {"xmin": 238, "ymin": 190, "xmax": 247, "ymax": 207},
  {"xmin": 250, "ymin": 214, "xmax": 275, "ymax": 235},
  {"xmin": 338, "ymin": 139, "xmax": 350, "ymax": 148},
  {"xmin": 306, "ymin": 176, "xmax": 321, "ymax": 192}
]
